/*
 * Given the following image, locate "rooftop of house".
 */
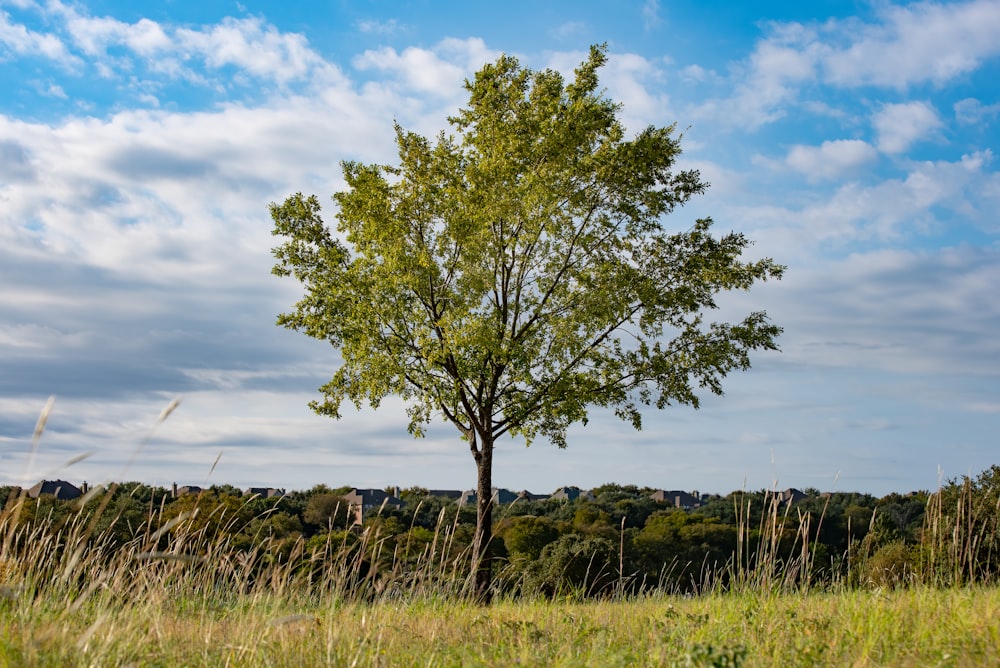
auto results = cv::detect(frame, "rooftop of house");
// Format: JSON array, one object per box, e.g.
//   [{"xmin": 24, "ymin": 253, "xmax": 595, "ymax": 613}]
[
  {"xmin": 245, "ymin": 487, "xmax": 286, "ymax": 498},
  {"xmin": 19, "ymin": 481, "xmax": 823, "ymax": 510},
  {"xmin": 27, "ymin": 479, "xmax": 82, "ymax": 500},
  {"xmin": 343, "ymin": 488, "xmax": 404, "ymax": 508}
]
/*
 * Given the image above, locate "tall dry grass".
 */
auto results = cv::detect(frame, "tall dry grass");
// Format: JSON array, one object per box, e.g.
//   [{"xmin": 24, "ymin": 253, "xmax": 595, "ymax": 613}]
[
  {"xmin": 2, "ymin": 398, "xmax": 1000, "ymax": 665},
  {"xmin": 6, "ymin": 398, "xmax": 1000, "ymax": 604}
]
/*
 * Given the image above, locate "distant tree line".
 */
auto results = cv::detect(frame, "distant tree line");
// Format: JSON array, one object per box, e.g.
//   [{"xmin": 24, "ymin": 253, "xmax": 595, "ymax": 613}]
[{"xmin": 2, "ymin": 465, "xmax": 997, "ymax": 597}]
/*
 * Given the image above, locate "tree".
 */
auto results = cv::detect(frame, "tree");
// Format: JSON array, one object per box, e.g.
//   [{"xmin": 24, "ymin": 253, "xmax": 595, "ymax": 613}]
[
  {"xmin": 499, "ymin": 515, "xmax": 561, "ymax": 562},
  {"xmin": 270, "ymin": 45, "xmax": 783, "ymax": 601},
  {"xmin": 524, "ymin": 534, "xmax": 619, "ymax": 598},
  {"xmin": 302, "ymin": 492, "xmax": 352, "ymax": 530},
  {"xmin": 634, "ymin": 510, "xmax": 736, "ymax": 591}
]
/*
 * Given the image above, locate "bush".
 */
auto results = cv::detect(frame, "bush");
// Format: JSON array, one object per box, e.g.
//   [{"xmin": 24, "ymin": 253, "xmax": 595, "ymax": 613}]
[
  {"xmin": 523, "ymin": 535, "xmax": 619, "ymax": 597},
  {"xmin": 863, "ymin": 541, "xmax": 915, "ymax": 588}
]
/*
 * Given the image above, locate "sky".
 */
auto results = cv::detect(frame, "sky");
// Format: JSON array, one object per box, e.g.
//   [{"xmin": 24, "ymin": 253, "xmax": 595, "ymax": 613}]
[{"xmin": 1, "ymin": 0, "xmax": 998, "ymax": 498}]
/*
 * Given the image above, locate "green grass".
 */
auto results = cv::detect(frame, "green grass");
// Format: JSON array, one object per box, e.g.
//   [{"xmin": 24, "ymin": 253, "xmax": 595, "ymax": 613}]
[
  {"xmin": 1, "ymin": 585, "xmax": 998, "ymax": 666},
  {"xmin": 0, "ymin": 483, "xmax": 996, "ymax": 667},
  {"xmin": 3, "ymin": 402, "xmax": 998, "ymax": 666}
]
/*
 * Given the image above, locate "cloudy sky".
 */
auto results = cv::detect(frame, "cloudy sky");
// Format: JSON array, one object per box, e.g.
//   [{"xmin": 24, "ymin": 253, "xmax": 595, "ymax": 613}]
[{"xmin": 1, "ymin": 0, "xmax": 998, "ymax": 497}]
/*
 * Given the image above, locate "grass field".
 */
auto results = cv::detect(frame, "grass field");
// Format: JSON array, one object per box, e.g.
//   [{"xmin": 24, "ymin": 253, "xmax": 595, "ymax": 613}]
[
  {"xmin": 1, "ymin": 585, "xmax": 998, "ymax": 666},
  {"xmin": 0, "ymin": 492, "xmax": 997, "ymax": 667},
  {"xmin": 2, "ymin": 404, "xmax": 997, "ymax": 666},
  {"xmin": 1, "ymin": 490, "xmax": 998, "ymax": 668}
]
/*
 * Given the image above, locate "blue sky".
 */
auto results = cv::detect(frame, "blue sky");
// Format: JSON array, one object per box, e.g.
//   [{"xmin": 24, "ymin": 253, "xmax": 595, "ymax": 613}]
[{"xmin": 1, "ymin": 0, "xmax": 998, "ymax": 496}]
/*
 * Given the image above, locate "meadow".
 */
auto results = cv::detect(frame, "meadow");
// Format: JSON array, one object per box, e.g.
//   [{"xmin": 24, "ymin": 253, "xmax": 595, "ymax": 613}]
[
  {"xmin": 2, "ymin": 563, "xmax": 998, "ymax": 666},
  {"xmin": 3, "ymin": 403, "xmax": 998, "ymax": 666},
  {"xmin": 1, "ymin": 477, "xmax": 998, "ymax": 667}
]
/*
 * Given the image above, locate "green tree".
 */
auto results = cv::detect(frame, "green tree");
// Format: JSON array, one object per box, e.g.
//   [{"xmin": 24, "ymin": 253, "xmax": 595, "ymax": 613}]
[
  {"xmin": 270, "ymin": 45, "xmax": 782, "ymax": 601},
  {"xmin": 524, "ymin": 534, "xmax": 620, "ymax": 598},
  {"xmin": 303, "ymin": 492, "xmax": 351, "ymax": 530},
  {"xmin": 930, "ymin": 465, "xmax": 1000, "ymax": 583},
  {"xmin": 634, "ymin": 510, "xmax": 736, "ymax": 591},
  {"xmin": 499, "ymin": 515, "xmax": 560, "ymax": 562}
]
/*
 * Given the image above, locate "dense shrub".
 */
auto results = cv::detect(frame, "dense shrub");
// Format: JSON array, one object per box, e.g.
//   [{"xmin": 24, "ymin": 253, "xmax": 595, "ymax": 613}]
[{"xmin": 523, "ymin": 535, "xmax": 619, "ymax": 597}]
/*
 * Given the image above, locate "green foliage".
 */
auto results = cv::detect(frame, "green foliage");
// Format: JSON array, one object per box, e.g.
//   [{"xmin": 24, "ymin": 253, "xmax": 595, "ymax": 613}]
[
  {"xmin": 113, "ymin": 481, "xmax": 172, "ymax": 506},
  {"xmin": 159, "ymin": 488, "xmax": 247, "ymax": 542},
  {"xmin": 302, "ymin": 492, "xmax": 351, "ymax": 530},
  {"xmin": 7, "ymin": 463, "xmax": 1000, "ymax": 601},
  {"xmin": 572, "ymin": 503, "xmax": 617, "ymax": 538},
  {"xmin": 634, "ymin": 510, "xmax": 737, "ymax": 591},
  {"xmin": 923, "ymin": 465, "xmax": 1000, "ymax": 584},
  {"xmin": 872, "ymin": 493, "xmax": 926, "ymax": 541},
  {"xmin": 271, "ymin": 44, "xmax": 782, "ymax": 600},
  {"xmin": 0, "ymin": 486, "xmax": 20, "ymax": 508},
  {"xmin": 270, "ymin": 45, "xmax": 782, "ymax": 447},
  {"xmin": 523, "ymin": 534, "xmax": 619, "ymax": 597},
  {"xmin": 392, "ymin": 490, "xmax": 467, "ymax": 531},
  {"xmin": 861, "ymin": 541, "xmax": 916, "ymax": 588},
  {"xmin": 82, "ymin": 489, "xmax": 155, "ymax": 546},
  {"xmin": 498, "ymin": 515, "xmax": 560, "ymax": 561},
  {"xmin": 684, "ymin": 642, "xmax": 748, "ymax": 668}
]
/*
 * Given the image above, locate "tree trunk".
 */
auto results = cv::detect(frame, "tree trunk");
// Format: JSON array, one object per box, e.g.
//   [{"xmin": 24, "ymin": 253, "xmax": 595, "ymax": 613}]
[{"xmin": 471, "ymin": 435, "xmax": 494, "ymax": 603}]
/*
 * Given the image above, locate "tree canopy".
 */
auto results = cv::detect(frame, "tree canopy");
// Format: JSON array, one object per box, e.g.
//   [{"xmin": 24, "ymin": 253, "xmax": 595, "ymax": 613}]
[{"xmin": 270, "ymin": 44, "xmax": 783, "ymax": 600}]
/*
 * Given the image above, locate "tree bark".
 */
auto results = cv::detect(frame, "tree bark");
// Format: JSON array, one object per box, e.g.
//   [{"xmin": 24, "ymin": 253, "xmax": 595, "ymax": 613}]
[{"xmin": 471, "ymin": 435, "xmax": 494, "ymax": 603}]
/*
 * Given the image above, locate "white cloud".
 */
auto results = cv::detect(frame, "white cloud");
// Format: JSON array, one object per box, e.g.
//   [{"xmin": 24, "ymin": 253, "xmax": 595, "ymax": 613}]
[
  {"xmin": 785, "ymin": 139, "xmax": 878, "ymax": 181},
  {"xmin": 642, "ymin": 0, "xmax": 662, "ymax": 31},
  {"xmin": 357, "ymin": 18, "xmax": 402, "ymax": 36},
  {"xmin": 0, "ymin": 77, "xmax": 402, "ymax": 288},
  {"xmin": 355, "ymin": 45, "xmax": 463, "ymax": 95},
  {"xmin": 3, "ymin": 3, "xmax": 330, "ymax": 91},
  {"xmin": 804, "ymin": 152, "xmax": 997, "ymax": 241},
  {"xmin": 353, "ymin": 38, "xmax": 497, "ymax": 96},
  {"xmin": 697, "ymin": 0, "xmax": 1000, "ymax": 130},
  {"xmin": 723, "ymin": 149, "xmax": 999, "ymax": 257},
  {"xmin": 768, "ymin": 246, "xmax": 1000, "ymax": 377},
  {"xmin": 176, "ymin": 17, "xmax": 321, "ymax": 84},
  {"xmin": 680, "ymin": 64, "xmax": 717, "ymax": 83},
  {"xmin": 603, "ymin": 52, "xmax": 672, "ymax": 130},
  {"xmin": 752, "ymin": 26, "xmax": 817, "ymax": 82},
  {"xmin": 0, "ymin": 8, "xmax": 78, "ymax": 65},
  {"xmin": 550, "ymin": 21, "xmax": 587, "ymax": 40},
  {"xmin": 63, "ymin": 13, "xmax": 170, "ymax": 56},
  {"xmin": 0, "ymin": 323, "xmax": 89, "ymax": 351},
  {"xmin": 822, "ymin": 0, "xmax": 1000, "ymax": 87},
  {"xmin": 954, "ymin": 97, "xmax": 1000, "ymax": 124},
  {"xmin": 800, "ymin": 100, "xmax": 851, "ymax": 120},
  {"xmin": 696, "ymin": 22, "xmax": 820, "ymax": 128},
  {"xmin": 872, "ymin": 101, "xmax": 942, "ymax": 154}
]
